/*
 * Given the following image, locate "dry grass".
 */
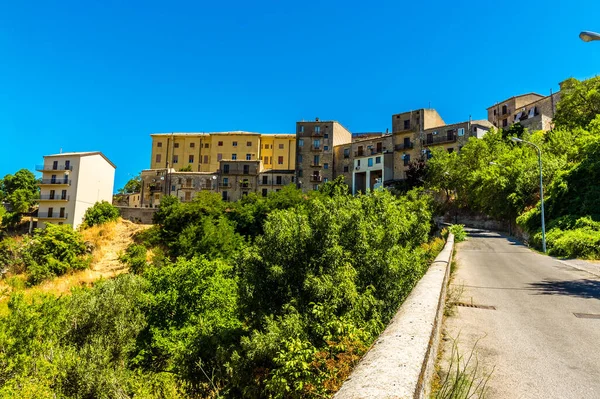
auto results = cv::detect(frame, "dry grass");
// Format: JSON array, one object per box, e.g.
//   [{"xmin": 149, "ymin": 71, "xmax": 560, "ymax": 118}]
[{"xmin": 0, "ymin": 219, "xmax": 152, "ymax": 309}]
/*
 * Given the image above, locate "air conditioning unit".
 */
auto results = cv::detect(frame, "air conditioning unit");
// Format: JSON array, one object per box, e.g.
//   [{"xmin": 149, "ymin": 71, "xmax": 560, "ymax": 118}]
[
  {"xmin": 355, "ymin": 166, "xmax": 361, "ymax": 170},
  {"xmin": 421, "ymin": 150, "xmax": 427, "ymax": 154}
]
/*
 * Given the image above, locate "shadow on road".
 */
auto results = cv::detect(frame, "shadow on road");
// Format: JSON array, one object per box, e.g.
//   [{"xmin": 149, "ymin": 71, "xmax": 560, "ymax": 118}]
[{"xmin": 529, "ymin": 279, "xmax": 600, "ymax": 299}]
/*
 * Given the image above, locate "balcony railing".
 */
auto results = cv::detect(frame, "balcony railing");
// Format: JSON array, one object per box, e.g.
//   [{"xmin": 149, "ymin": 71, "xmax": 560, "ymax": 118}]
[
  {"xmin": 239, "ymin": 182, "xmax": 253, "ymax": 189},
  {"xmin": 259, "ymin": 180, "xmax": 285, "ymax": 186},
  {"xmin": 310, "ymin": 175, "xmax": 323, "ymax": 182},
  {"xmin": 310, "ymin": 163, "xmax": 322, "ymax": 167},
  {"xmin": 39, "ymin": 179, "xmax": 71, "ymax": 185},
  {"xmin": 311, "ymin": 131, "xmax": 324, "ymax": 137},
  {"xmin": 395, "ymin": 142, "xmax": 414, "ymax": 151},
  {"xmin": 38, "ymin": 212, "xmax": 68, "ymax": 219},
  {"xmin": 422, "ymin": 134, "xmax": 457, "ymax": 146},
  {"xmin": 36, "ymin": 164, "xmax": 73, "ymax": 172},
  {"xmin": 310, "ymin": 145, "xmax": 322, "ymax": 152},
  {"xmin": 38, "ymin": 195, "xmax": 70, "ymax": 201},
  {"xmin": 219, "ymin": 183, "xmax": 232, "ymax": 188}
]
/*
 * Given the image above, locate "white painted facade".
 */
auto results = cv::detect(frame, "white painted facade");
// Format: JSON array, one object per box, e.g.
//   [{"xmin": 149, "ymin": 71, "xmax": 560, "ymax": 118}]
[
  {"xmin": 37, "ymin": 152, "xmax": 116, "ymax": 229},
  {"xmin": 352, "ymin": 154, "xmax": 385, "ymax": 195}
]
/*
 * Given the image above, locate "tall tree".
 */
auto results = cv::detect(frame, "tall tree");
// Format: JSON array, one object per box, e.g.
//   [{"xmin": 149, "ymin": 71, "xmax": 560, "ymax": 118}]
[
  {"xmin": 118, "ymin": 174, "xmax": 142, "ymax": 194},
  {"xmin": 554, "ymin": 76, "xmax": 600, "ymax": 130},
  {"xmin": 0, "ymin": 169, "xmax": 39, "ymax": 226}
]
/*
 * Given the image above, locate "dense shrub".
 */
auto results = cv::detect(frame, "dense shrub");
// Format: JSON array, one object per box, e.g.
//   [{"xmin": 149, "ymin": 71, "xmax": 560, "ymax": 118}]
[
  {"xmin": 25, "ymin": 224, "xmax": 90, "ymax": 285},
  {"xmin": 119, "ymin": 243, "xmax": 148, "ymax": 274},
  {"xmin": 82, "ymin": 200, "xmax": 120, "ymax": 228},
  {"xmin": 448, "ymin": 224, "xmax": 467, "ymax": 242}
]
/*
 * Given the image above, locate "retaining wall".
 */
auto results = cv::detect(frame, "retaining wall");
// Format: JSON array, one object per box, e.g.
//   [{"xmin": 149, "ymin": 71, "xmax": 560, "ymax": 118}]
[{"xmin": 117, "ymin": 207, "xmax": 157, "ymax": 224}]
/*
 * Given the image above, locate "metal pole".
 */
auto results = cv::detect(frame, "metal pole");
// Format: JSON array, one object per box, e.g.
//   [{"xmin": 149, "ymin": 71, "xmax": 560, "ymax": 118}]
[{"xmin": 536, "ymin": 145, "xmax": 547, "ymax": 253}]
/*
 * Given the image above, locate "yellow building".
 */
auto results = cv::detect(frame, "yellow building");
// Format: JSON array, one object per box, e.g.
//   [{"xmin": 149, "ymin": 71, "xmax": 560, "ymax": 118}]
[{"xmin": 149, "ymin": 132, "xmax": 295, "ymax": 173}]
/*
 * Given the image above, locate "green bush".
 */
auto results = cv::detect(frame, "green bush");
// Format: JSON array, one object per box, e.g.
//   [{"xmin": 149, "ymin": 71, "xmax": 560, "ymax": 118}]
[
  {"xmin": 25, "ymin": 224, "xmax": 90, "ymax": 285},
  {"xmin": 82, "ymin": 201, "xmax": 120, "ymax": 228},
  {"xmin": 448, "ymin": 224, "xmax": 467, "ymax": 242},
  {"xmin": 534, "ymin": 226, "xmax": 600, "ymax": 259},
  {"xmin": 119, "ymin": 244, "xmax": 148, "ymax": 274}
]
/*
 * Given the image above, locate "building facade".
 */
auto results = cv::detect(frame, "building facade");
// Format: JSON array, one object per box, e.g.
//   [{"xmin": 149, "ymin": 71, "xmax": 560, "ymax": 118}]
[
  {"xmin": 486, "ymin": 92, "xmax": 560, "ymax": 131},
  {"xmin": 36, "ymin": 152, "xmax": 116, "ymax": 229}
]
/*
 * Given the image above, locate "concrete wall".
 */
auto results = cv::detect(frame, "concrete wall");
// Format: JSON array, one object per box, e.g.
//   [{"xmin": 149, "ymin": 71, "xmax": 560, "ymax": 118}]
[
  {"xmin": 75, "ymin": 154, "xmax": 116, "ymax": 229},
  {"xmin": 117, "ymin": 207, "xmax": 156, "ymax": 224}
]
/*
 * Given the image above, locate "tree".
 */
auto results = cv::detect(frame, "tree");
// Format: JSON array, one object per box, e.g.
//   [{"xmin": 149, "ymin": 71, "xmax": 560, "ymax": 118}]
[
  {"xmin": 554, "ymin": 76, "xmax": 600, "ymax": 130},
  {"xmin": 82, "ymin": 201, "xmax": 120, "ymax": 228},
  {"xmin": 118, "ymin": 174, "xmax": 142, "ymax": 194},
  {"xmin": 0, "ymin": 169, "xmax": 39, "ymax": 227}
]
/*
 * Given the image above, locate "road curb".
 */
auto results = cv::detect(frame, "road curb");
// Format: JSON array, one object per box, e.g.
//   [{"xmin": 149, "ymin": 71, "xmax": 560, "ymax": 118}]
[{"xmin": 334, "ymin": 233, "xmax": 455, "ymax": 399}]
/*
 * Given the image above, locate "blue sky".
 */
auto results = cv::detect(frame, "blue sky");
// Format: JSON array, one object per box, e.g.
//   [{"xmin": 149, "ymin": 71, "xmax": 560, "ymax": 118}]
[{"xmin": 1, "ymin": 0, "xmax": 599, "ymax": 191}]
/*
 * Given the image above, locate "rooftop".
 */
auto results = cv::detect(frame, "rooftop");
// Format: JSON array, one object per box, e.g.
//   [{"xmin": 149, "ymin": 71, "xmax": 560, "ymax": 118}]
[
  {"xmin": 43, "ymin": 151, "xmax": 116, "ymax": 169},
  {"xmin": 486, "ymin": 93, "xmax": 546, "ymax": 110}
]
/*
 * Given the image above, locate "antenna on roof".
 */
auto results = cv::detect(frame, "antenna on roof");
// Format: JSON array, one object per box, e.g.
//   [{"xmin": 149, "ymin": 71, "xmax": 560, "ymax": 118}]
[
  {"xmin": 428, "ymin": 101, "xmax": 431, "ymax": 109},
  {"xmin": 60, "ymin": 148, "xmax": 62, "ymax": 154}
]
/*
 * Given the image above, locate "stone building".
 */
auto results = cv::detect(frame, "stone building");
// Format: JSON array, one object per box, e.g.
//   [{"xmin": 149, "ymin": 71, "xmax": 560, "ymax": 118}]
[
  {"xmin": 295, "ymin": 119, "xmax": 352, "ymax": 192},
  {"xmin": 486, "ymin": 92, "xmax": 560, "ymax": 131}
]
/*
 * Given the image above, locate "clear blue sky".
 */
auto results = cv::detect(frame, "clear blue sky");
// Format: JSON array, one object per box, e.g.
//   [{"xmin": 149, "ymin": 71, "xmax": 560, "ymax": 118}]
[{"xmin": 1, "ymin": 0, "xmax": 599, "ymax": 191}]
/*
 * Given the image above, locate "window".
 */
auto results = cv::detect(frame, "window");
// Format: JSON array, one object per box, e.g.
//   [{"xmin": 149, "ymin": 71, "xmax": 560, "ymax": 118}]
[
  {"xmin": 278, "ymin": 156, "xmax": 284, "ymax": 165},
  {"xmin": 174, "ymin": 143, "xmax": 179, "ymax": 148},
  {"xmin": 157, "ymin": 142, "xmax": 162, "ymax": 147},
  {"xmin": 291, "ymin": 176, "xmax": 295, "ymax": 182},
  {"xmin": 155, "ymin": 154, "xmax": 161, "ymax": 163},
  {"xmin": 315, "ymin": 126, "xmax": 321, "ymax": 134},
  {"xmin": 357, "ymin": 146, "xmax": 364, "ymax": 156},
  {"xmin": 502, "ymin": 105, "xmax": 507, "ymax": 115},
  {"xmin": 223, "ymin": 164, "xmax": 230, "ymax": 173},
  {"xmin": 222, "ymin": 191, "xmax": 228, "ymax": 201},
  {"xmin": 276, "ymin": 176, "xmax": 282, "ymax": 185},
  {"xmin": 427, "ymin": 133, "xmax": 433, "ymax": 144},
  {"xmin": 375, "ymin": 156, "xmax": 381, "ymax": 164},
  {"xmin": 172, "ymin": 185, "xmax": 176, "ymax": 192},
  {"xmin": 493, "ymin": 109, "xmax": 497, "ymax": 116},
  {"xmin": 447, "ymin": 130, "xmax": 454, "ymax": 141},
  {"xmin": 502, "ymin": 119, "xmax": 508, "ymax": 127},
  {"xmin": 190, "ymin": 142, "xmax": 195, "ymax": 148},
  {"xmin": 262, "ymin": 176, "xmax": 268, "ymax": 184},
  {"xmin": 48, "ymin": 207, "xmax": 53, "ymax": 217},
  {"xmin": 203, "ymin": 155, "xmax": 209, "ymax": 163},
  {"xmin": 218, "ymin": 141, "xmax": 223, "ymax": 146},
  {"xmin": 223, "ymin": 177, "xmax": 229, "ymax": 185},
  {"xmin": 404, "ymin": 119, "xmax": 410, "ymax": 129},
  {"xmin": 269, "ymin": 157, "xmax": 272, "ymax": 164},
  {"xmin": 323, "ymin": 163, "xmax": 329, "ymax": 170},
  {"xmin": 458, "ymin": 128, "xmax": 465, "ymax": 137},
  {"xmin": 404, "ymin": 154, "xmax": 411, "ymax": 166},
  {"xmin": 313, "ymin": 139, "xmax": 320, "ymax": 148},
  {"xmin": 243, "ymin": 165, "xmax": 250, "ymax": 174},
  {"xmin": 262, "ymin": 189, "xmax": 268, "ymax": 197},
  {"xmin": 188, "ymin": 155, "xmax": 194, "ymax": 163},
  {"xmin": 247, "ymin": 141, "xmax": 252, "ymax": 146},
  {"xmin": 313, "ymin": 184, "xmax": 319, "ymax": 190},
  {"xmin": 324, "ymin": 145, "xmax": 329, "ymax": 151},
  {"xmin": 246, "ymin": 154, "xmax": 251, "ymax": 160},
  {"xmin": 298, "ymin": 139, "xmax": 304, "ymax": 147},
  {"xmin": 448, "ymin": 148, "xmax": 454, "ymax": 153},
  {"xmin": 324, "ymin": 133, "xmax": 329, "ymax": 139},
  {"xmin": 264, "ymin": 156, "xmax": 269, "ymax": 164},
  {"xmin": 232, "ymin": 154, "xmax": 237, "ymax": 160},
  {"xmin": 376, "ymin": 142, "xmax": 382, "ymax": 152},
  {"xmin": 344, "ymin": 148, "xmax": 350, "ymax": 158},
  {"xmin": 357, "ymin": 159, "xmax": 361, "ymax": 166},
  {"xmin": 299, "ymin": 125, "xmax": 304, "ymax": 133},
  {"xmin": 49, "ymin": 189, "xmax": 55, "ymax": 199},
  {"xmin": 205, "ymin": 143, "xmax": 210, "ymax": 148},
  {"xmin": 323, "ymin": 178, "xmax": 328, "ymax": 183},
  {"xmin": 343, "ymin": 166, "xmax": 349, "ymax": 172},
  {"xmin": 279, "ymin": 143, "xmax": 284, "ymax": 149},
  {"xmin": 313, "ymin": 155, "xmax": 320, "ymax": 165},
  {"xmin": 173, "ymin": 155, "xmax": 178, "ymax": 164},
  {"xmin": 64, "ymin": 160, "xmax": 70, "ymax": 170},
  {"xmin": 233, "ymin": 141, "xmax": 238, "ymax": 147},
  {"xmin": 61, "ymin": 190, "xmax": 67, "ymax": 200},
  {"xmin": 298, "ymin": 154, "xmax": 303, "ymax": 163},
  {"xmin": 368, "ymin": 158, "xmax": 374, "ymax": 167}
]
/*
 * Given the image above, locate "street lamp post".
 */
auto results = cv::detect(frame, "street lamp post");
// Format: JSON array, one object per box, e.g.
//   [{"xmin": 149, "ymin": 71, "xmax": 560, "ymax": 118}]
[
  {"xmin": 579, "ymin": 31, "xmax": 600, "ymax": 42},
  {"xmin": 511, "ymin": 137, "xmax": 546, "ymax": 253}
]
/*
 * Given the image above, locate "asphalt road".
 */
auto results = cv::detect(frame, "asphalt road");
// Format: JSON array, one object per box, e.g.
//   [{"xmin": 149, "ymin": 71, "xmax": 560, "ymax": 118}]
[{"xmin": 441, "ymin": 229, "xmax": 600, "ymax": 399}]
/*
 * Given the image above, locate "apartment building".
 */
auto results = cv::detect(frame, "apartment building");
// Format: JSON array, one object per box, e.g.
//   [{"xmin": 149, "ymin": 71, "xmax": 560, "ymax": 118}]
[
  {"xmin": 36, "ymin": 152, "xmax": 116, "ymax": 229},
  {"xmin": 295, "ymin": 119, "xmax": 352, "ymax": 192},
  {"xmin": 487, "ymin": 92, "xmax": 560, "ymax": 131}
]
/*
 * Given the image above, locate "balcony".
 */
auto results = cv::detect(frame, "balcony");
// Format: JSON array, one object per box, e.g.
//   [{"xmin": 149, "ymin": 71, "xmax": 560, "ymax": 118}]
[
  {"xmin": 36, "ymin": 164, "xmax": 73, "ymax": 172},
  {"xmin": 422, "ymin": 133, "xmax": 457, "ymax": 146},
  {"xmin": 39, "ymin": 179, "xmax": 71, "ymax": 185},
  {"xmin": 219, "ymin": 183, "xmax": 232, "ymax": 188},
  {"xmin": 38, "ymin": 212, "xmax": 68, "ymax": 219},
  {"xmin": 239, "ymin": 182, "xmax": 253, "ymax": 189},
  {"xmin": 148, "ymin": 185, "xmax": 163, "ymax": 192},
  {"xmin": 311, "ymin": 130, "xmax": 324, "ymax": 137},
  {"xmin": 310, "ymin": 145, "xmax": 322, "ymax": 152},
  {"xmin": 310, "ymin": 163, "xmax": 322, "ymax": 168},
  {"xmin": 395, "ymin": 142, "xmax": 414, "ymax": 151},
  {"xmin": 38, "ymin": 195, "xmax": 69, "ymax": 201},
  {"xmin": 200, "ymin": 185, "xmax": 213, "ymax": 190},
  {"xmin": 310, "ymin": 175, "xmax": 323, "ymax": 182},
  {"xmin": 354, "ymin": 151, "xmax": 364, "ymax": 157}
]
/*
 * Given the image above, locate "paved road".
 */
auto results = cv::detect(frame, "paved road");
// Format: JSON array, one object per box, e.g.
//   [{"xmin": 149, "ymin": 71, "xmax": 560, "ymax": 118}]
[{"xmin": 441, "ymin": 229, "xmax": 600, "ymax": 399}]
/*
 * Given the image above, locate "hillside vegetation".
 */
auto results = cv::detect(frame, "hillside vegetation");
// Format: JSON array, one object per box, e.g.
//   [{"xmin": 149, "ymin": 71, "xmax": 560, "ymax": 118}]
[
  {"xmin": 0, "ymin": 182, "xmax": 444, "ymax": 398},
  {"xmin": 423, "ymin": 77, "xmax": 600, "ymax": 259}
]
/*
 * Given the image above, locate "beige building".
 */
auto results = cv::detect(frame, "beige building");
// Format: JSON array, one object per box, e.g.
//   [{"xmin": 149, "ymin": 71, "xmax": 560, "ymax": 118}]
[
  {"xmin": 36, "ymin": 152, "xmax": 116, "ymax": 229},
  {"xmin": 487, "ymin": 92, "xmax": 560, "ymax": 131},
  {"xmin": 295, "ymin": 119, "xmax": 352, "ymax": 192}
]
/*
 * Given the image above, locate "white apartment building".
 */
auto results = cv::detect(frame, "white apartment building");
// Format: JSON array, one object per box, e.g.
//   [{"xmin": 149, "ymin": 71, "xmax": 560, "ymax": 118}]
[{"xmin": 36, "ymin": 152, "xmax": 116, "ymax": 229}]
